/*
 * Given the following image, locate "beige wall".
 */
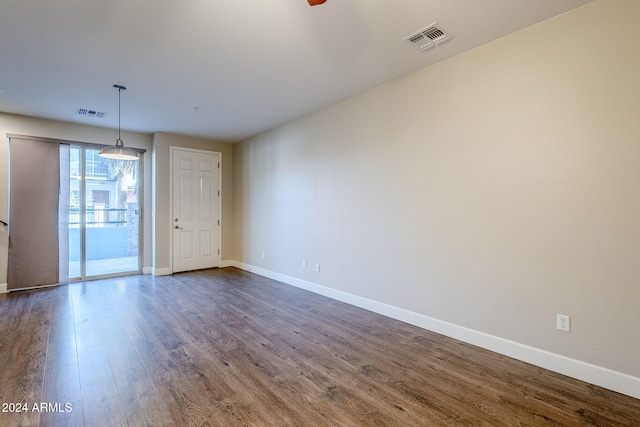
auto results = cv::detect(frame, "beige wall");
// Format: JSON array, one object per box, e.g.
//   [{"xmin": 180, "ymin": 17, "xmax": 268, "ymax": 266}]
[
  {"xmin": 151, "ymin": 132, "xmax": 233, "ymax": 272},
  {"xmin": 233, "ymin": 0, "xmax": 640, "ymax": 378},
  {"xmin": 0, "ymin": 112, "xmax": 154, "ymax": 280}
]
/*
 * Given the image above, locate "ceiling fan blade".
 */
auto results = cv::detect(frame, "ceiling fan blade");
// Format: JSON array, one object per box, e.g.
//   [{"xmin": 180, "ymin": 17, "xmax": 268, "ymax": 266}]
[{"xmin": 308, "ymin": 0, "xmax": 327, "ymax": 6}]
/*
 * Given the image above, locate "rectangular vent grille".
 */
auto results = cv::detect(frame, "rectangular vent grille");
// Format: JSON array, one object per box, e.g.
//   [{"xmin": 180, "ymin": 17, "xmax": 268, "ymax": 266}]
[
  {"xmin": 405, "ymin": 23, "xmax": 452, "ymax": 51},
  {"xmin": 77, "ymin": 108, "xmax": 106, "ymax": 118}
]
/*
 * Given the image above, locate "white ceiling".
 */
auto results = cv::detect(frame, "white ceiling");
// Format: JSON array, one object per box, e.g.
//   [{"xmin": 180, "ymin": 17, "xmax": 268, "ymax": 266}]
[{"xmin": 0, "ymin": 0, "xmax": 593, "ymax": 142}]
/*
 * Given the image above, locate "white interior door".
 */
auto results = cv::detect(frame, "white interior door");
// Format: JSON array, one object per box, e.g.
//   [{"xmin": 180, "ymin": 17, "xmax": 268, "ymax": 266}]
[{"xmin": 172, "ymin": 148, "xmax": 220, "ymax": 273}]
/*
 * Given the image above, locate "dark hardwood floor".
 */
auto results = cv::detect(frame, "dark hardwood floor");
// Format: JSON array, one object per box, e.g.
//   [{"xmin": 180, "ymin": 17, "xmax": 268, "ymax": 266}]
[{"xmin": 0, "ymin": 267, "xmax": 638, "ymax": 426}]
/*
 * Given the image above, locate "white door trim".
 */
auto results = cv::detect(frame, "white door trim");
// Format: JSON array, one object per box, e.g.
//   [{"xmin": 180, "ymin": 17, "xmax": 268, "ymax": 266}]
[{"xmin": 169, "ymin": 146, "xmax": 222, "ymax": 274}]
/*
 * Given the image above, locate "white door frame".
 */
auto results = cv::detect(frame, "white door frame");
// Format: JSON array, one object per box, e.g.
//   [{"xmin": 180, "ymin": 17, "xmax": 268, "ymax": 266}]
[{"xmin": 169, "ymin": 146, "xmax": 222, "ymax": 273}]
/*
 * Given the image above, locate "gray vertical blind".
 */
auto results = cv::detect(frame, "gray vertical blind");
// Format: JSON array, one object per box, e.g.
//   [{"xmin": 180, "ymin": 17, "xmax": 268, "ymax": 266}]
[{"xmin": 8, "ymin": 137, "xmax": 61, "ymax": 290}]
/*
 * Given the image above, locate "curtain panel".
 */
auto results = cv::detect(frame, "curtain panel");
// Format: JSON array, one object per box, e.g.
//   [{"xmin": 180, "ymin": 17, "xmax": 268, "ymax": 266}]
[{"xmin": 7, "ymin": 136, "xmax": 62, "ymax": 291}]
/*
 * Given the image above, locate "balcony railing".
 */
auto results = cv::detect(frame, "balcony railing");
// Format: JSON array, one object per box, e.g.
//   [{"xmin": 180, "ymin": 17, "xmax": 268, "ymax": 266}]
[
  {"xmin": 69, "ymin": 207, "xmax": 127, "ymax": 227},
  {"xmin": 86, "ymin": 161, "xmax": 109, "ymax": 179}
]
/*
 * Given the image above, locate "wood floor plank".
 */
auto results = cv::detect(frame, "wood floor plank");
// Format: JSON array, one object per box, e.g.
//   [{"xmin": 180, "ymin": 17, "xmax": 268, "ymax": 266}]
[
  {"xmin": 70, "ymin": 285, "xmax": 130, "ymax": 427},
  {"xmin": 88, "ymin": 285, "xmax": 175, "ymax": 427},
  {"xmin": 40, "ymin": 289, "xmax": 82, "ymax": 427},
  {"xmin": 0, "ymin": 289, "xmax": 54, "ymax": 427},
  {"xmin": 106, "ymin": 279, "xmax": 232, "ymax": 426},
  {"xmin": 1, "ymin": 267, "xmax": 640, "ymax": 426},
  {"xmin": 39, "ymin": 400, "xmax": 84, "ymax": 427}
]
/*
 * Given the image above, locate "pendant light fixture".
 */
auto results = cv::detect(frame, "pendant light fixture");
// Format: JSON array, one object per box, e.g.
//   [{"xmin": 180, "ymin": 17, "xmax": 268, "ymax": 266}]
[{"xmin": 99, "ymin": 84, "xmax": 139, "ymax": 161}]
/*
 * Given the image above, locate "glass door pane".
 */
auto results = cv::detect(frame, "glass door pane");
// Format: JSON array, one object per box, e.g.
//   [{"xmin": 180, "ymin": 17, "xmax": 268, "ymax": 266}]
[
  {"xmin": 85, "ymin": 148, "xmax": 139, "ymax": 277},
  {"xmin": 68, "ymin": 146, "xmax": 141, "ymax": 279}
]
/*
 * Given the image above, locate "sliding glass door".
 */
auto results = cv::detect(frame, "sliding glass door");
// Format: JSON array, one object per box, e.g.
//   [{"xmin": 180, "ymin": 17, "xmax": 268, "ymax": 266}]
[{"xmin": 68, "ymin": 146, "xmax": 141, "ymax": 279}]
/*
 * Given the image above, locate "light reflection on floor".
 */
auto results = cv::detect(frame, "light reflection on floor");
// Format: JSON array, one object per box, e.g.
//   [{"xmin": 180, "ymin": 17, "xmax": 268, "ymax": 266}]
[{"xmin": 69, "ymin": 256, "xmax": 139, "ymax": 278}]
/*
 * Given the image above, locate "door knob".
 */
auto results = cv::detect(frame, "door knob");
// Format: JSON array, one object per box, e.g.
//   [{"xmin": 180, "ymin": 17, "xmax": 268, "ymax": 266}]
[{"xmin": 174, "ymin": 225, "xmax": 183, "ymax": 230}]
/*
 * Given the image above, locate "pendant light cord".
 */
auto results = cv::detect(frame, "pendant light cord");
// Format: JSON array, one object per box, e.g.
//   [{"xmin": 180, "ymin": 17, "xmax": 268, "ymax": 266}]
[
  {"xmin": 118, "ymin": 86, "xmax": 121, "ymax": 140},
  {"xmin": 114, "ymin": 84, "xmax": 126, "ymax": 141}
]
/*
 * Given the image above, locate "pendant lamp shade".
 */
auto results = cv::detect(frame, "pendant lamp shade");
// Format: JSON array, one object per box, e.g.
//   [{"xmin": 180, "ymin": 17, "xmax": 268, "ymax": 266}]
[
  {"xmin": 99, "ymin": 85, "xmax": 139, "ymax": 161},
  {"xmin": 99, "ymin": 138, "xmax": 138, "ymax": 160}
]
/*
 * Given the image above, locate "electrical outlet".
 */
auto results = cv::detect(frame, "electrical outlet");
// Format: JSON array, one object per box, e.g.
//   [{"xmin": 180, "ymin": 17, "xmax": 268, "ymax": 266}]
[
  {"xmin": 557, "ymin": 314, "xmax": 570, "ymax": 332},
  {"xmin": 302, "ymin": 259, "xmax": 307, "ymax": 269},
  {"xmin": 315, "ymin": 263, "xmax": 320, "ymax": 272},
  {"xmin": 261, "ymin": 251, "xmax": 265, "ymax": 259}
]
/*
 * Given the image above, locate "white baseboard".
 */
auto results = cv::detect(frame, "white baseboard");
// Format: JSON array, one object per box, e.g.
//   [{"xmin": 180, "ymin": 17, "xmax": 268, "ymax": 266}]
[
  {"xmin": 142, "ymin": 267, "xmax": 152, "ymax": 275},
  {"xmin": 230, "ymin": 261, "xmax": 640, "ymax": 400},
  {"xmin": 152, "ymin": 267, "xmax": 172, "ymax": 276},
  {"xmin": 0, "ymin": 283, "xmax": 6, "ymax": 294},
  {"xmin": 220, "ymin": 260, "xmax": 234, "ymax": 268}
]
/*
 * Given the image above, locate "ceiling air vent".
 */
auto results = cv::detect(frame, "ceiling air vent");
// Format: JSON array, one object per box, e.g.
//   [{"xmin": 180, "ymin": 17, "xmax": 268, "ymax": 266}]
[
  {"xmin": 77, "ymin": 108, "xmax": 106, "ymax": 118},
  {"xmin": 405, "ymin": 23, "xmax": 452, "ymax": 51}
]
